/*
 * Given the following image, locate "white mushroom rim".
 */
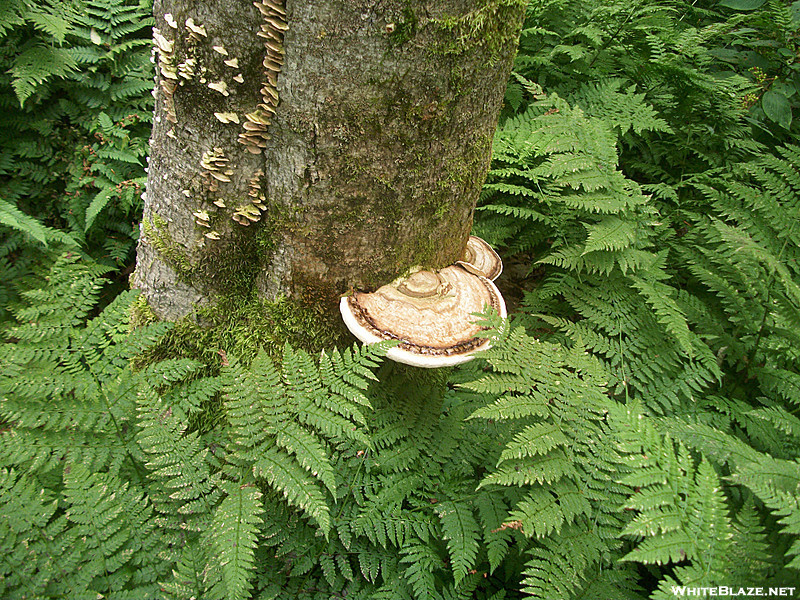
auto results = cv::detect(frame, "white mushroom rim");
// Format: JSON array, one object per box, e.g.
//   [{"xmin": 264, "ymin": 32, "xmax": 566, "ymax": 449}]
[{"xmin": 339, "ymin": 265, "xmax": 507, "ymax": 368}]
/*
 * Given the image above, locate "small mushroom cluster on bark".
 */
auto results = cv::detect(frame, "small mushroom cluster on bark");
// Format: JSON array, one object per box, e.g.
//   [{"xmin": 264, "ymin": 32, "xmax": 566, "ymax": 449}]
[
  {"xmin": 340, "ymin": 236, "xmax": 506, "ymax": 368},
  {"xmin": 238, "ymin": 0, "xmax": 286, "ymax": 155}
]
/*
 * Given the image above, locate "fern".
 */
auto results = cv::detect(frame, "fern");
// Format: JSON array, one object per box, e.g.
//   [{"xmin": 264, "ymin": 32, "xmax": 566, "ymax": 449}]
[
  {"xmin": 10, "ymin": 43, "xmax": 79, "ymax": 104},
  {"xmin": 0, "ymin": 255, "xmax": 169, "ymax": 474},
  {"xmin": 731, "ymin": 461, "xmax": 800, "ymax": 571},
  {"xmin": 521, "ymin": 526, "xmax": 615, "ymax": 600},
  {"xmin": 0, "ymin": 468, "xmax": 67, "ymax": 598},
  {"xmin": 160, "ymin": 538, "xmax": 209, "ymax": 600},
  {"xmin": 0, "ymin": 197, "xmax": 78, "ymax": 248},
  {"xmin": 401, "ymin": 541, "xmax": 444, "ymax": 599},
  {"xmin": 474, "ymin": 491, "xmax": 513, "ymax": 573},
  {"xmin": 436, "ymin": 501, "xmax": 481, "ymax": 585},
  {"xmin": 0, "ymin": 0, "xmax": 153, "ymax": 284},
  {"xmin": 135, "ymin": 386, "xmax": 221, "ymax": 536},
  {"xmin": 612, "ymin": 401, "xmax": 800, "ymax": 588},
  {"xmin": 3, "ymin": 2, "xmax": 800, "ymax": 598},
  {"xmin": 616, "ymin": 408, "xmax": 733, "ymax": 574},
  {"xmin": 221, "ymin": 344, "xmax": 388, "ymax": 536},
  {"xmin": 475, "ymin": 12, "xmax": 800, "ymax": 588},
  {"xmin": 203, "ymin": 482, "xmax": 264, "ymax": 600},
  {"xmin": 461, "ymin": 319, "xmax": 638, "ymax": 597},
  {"xmin": 62, "ymin": 462, "xmax": 166, "ymax": 595}
]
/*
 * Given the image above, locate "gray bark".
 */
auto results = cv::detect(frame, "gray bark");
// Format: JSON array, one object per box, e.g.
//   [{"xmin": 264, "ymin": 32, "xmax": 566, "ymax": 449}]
[{"xmin": 134, "ymin": 0, "xmax": 524, "ymax": 322}]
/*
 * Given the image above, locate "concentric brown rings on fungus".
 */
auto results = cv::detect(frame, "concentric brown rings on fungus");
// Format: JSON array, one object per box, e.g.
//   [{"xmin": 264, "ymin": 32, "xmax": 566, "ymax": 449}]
[
  {"xmin": 339, "ymin": 265, "xmax": 507, "ymax": 368},
  {"xmin": 457, "ymin": 235, "xmax": 503, "ymax": 281}
]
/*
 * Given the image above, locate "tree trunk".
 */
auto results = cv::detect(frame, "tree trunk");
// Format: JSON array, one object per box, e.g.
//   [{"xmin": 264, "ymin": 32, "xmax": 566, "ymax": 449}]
[{"xmin": 134, "ymin": 0, "xmax": 524, "ymax": 325}]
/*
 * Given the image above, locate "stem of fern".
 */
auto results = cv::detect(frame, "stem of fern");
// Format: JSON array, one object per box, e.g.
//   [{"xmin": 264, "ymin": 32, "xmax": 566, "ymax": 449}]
[
  {"xmin": 746, "ymin": 221, "xmax": 796, "ymax": 371},
  {"xmin": 289, "ymin": 460, "xmax": 362, "ymax": 600},
  {"xmin": 587, "ymin": 5, "xmax": 638, "ymax": 70},
  {"xmin": 98, "ymin": 378, "xmax": 148, "ymax": 484}
]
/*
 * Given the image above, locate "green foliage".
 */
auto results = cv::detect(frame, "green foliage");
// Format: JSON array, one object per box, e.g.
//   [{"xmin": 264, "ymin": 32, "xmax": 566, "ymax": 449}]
[
  {"xmin": 609, "ymin": 399, "xmax": 800, "ymax": 594},
  {"xmin": 0, "ymin": 198, "xmax": 78, "ymax": 248},
  {"xmin": 2, "ymin": 0, "xmax": 800, "ymax": 598},
  {"xmin": 0, "ymin": 259, "xmax": 530, "ymax": 600},
  {"xmin": 204, "ymin": 482, "xmax": 265, "ymax": 600},
  {"xmin": 464, "ymin": 319, "xmax": 640, "ymax": 598},
  {"xmin": 0, "ymin": 256, "xmax": 173, "ymax": 598},
  {"xmin": 221, "ymin": 343, "xmax": 384, "ymax": 535},
  {"xmin": 714, "ymin": 0, "xmax": 800, "ymax": 140},
  {"xmin": 473, "ymin": 0, "xmax": 800, "ymax": 595},
  {"xmin": 0, "ymin": 0, "xmax": 153, "ymax": 314}
]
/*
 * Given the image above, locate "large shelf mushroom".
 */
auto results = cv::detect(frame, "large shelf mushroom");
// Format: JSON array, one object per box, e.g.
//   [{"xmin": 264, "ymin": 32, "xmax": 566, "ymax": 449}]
[{"xmin": 340, "ymin": 236, "xmax": 506, "ymax": 368}]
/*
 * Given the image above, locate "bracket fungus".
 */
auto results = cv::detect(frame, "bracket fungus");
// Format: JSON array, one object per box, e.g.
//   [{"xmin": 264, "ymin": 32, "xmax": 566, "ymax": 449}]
[
  {"xmin": 340, "ymin": 252, "xmax": 507, "ymax": 368},
  {"xmin": 458, "ymin": 235, "xmax": 502, "ymax": 281}
]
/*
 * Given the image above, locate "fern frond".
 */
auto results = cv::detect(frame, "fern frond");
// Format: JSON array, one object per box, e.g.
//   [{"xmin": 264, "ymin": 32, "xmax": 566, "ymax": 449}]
[
  {"xmin": 26, "ymin": 8, "xmax": 72, "ymax": 43},
  {"xmin": 629, "ymin": 276, "xmax": 695, "ymax": 358},
  {"xmin": 400, "ymin": 541, "xmax": 444, "ymax": 599},
  {"xmin": 0, "ymin": 0, "xmax": 25, "ymax": 36},
  {"xmin": 0, "ymin": 258, "xmax": 170, "ymax": 477},
  {"xmin": 474, "ymin": 491, "xmax": 513, "ymax": 573},
  {"xmin": 276, "ymin": 420, "xmax": 337, "ymax": 495},
  {"xmin": 160, "ymin": 538, "xmax": 210, "ymax": 600},
  {"xmin": 729, "ymin": 458, "xmax": 800, "ymax": 571},
  {"xmin": 0, "ymin": 468, "xmax": 67, "ymax": 597},
  {"xmin": 521, "ymin": 525, "xmax": 608, "ymax": 600},
  {"xmin": 257, "ymin": 447, "xmax": 332, "ymax": 534},
  {"xmin": 203, "ymin": 482, "xmax": 264, "ymax": 600},
  {"xmin": 507, "ymin": 479, "xmax": 591, "ymax": 539},
  {"xmin": 582, "ymin": 216, "xmax": 637, "ymax": 254},
  {"xmin": 10, "ymin": 44, "xmax": 78, "ymax": 105},
  {"xmin": 436, "ymin": 501, "xmax": 481, "ymax": 585},
  {"xmin": 136, "ymin": 388, "xmax": 221, "ymax": 536},
  {"xmin": 498, "ymin": 421, "xmax": 569, "ymax": 462},
  {"xmin": 63, "ymin": 463, "xmax": 165, "ymax": 595},
  {"xmin": 0, "ymin": 198, "xmax": 77, "ymax": 247}
]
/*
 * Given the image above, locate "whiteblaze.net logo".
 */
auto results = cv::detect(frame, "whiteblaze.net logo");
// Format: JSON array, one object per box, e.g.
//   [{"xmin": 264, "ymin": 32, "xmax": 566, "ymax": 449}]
[{"xmin": 671, "ymin": 587, "xmax": 796, "ymax": 597}]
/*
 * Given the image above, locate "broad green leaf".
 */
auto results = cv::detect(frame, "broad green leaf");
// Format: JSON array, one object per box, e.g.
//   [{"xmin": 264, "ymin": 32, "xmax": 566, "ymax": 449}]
[
  {"xmin": 762, "ymin": 90, "xmax": 792, "ymax": 129},
  {"xmin": 718, "ymin": 0, "xmax": 767, "ymax": 9}
]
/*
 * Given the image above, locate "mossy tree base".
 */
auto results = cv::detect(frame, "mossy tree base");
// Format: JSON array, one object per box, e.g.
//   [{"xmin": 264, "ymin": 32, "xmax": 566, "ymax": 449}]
[
  {"xmin": 131, "ymin": 292, "xmax": 342, "ymax": 370},
  {"xmin": 135, "ymin": 0, "xmax": 525, "ymax": 328}
]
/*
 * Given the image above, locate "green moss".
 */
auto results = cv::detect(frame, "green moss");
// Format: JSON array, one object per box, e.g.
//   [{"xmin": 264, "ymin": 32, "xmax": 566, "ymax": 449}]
[
  {"xmin": 388, "ymin": 7, "xmax": 417, "ymax": 48},
  {"xmin": 191, "ymin": 228, "xmax": 262, "ymax": 299},
  {"xmin": 419, "ymin": 128, "xmax": 494, "ymax": 221},
  {"xmin": 129, "ymin": 292, "xmax": 158, "ymax": 329},
  {"xmin": 289, "ymin": 269, "xmax": 354, "ymax": 338},
  {"xmin": 142, "ymin": 213, "xmax": 193, "ymax": 279},
  {"xmin": 392, "ymin": 234, "xmax": 443, "ymax": 274},
  {"xmin": 136, "ymin": 293, "xmax": 340, "ymax": 370},
  {"xmin": 429, "ymin": 0, "xmax": 526, "ymax": 62}
]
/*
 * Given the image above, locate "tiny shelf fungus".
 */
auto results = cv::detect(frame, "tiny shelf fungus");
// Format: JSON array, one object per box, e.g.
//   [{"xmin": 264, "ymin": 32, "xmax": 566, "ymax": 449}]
[{"xmin": 340, "ymin": 236, "xmax": 507, "ymax": 368}]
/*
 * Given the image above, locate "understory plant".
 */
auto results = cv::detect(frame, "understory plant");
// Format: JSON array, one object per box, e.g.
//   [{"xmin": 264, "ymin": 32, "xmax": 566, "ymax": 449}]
[
  {"xmin": 0, "ymin": 257, "xmax": 602, "ymax": 599},
  {"xmin": 0, "ymin": 0, "xmax": 153, "ymax": 322},
  {"xmin": 475, "ymin": 0, "xmax": 800, "ymax": 594},
  {"xmin": 1, "ymin": 0, "xmax": 799, "ymax": 599},
  {"xmin": 1, "ymin": 206, "xmax": 798, "ymax": 599}
]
